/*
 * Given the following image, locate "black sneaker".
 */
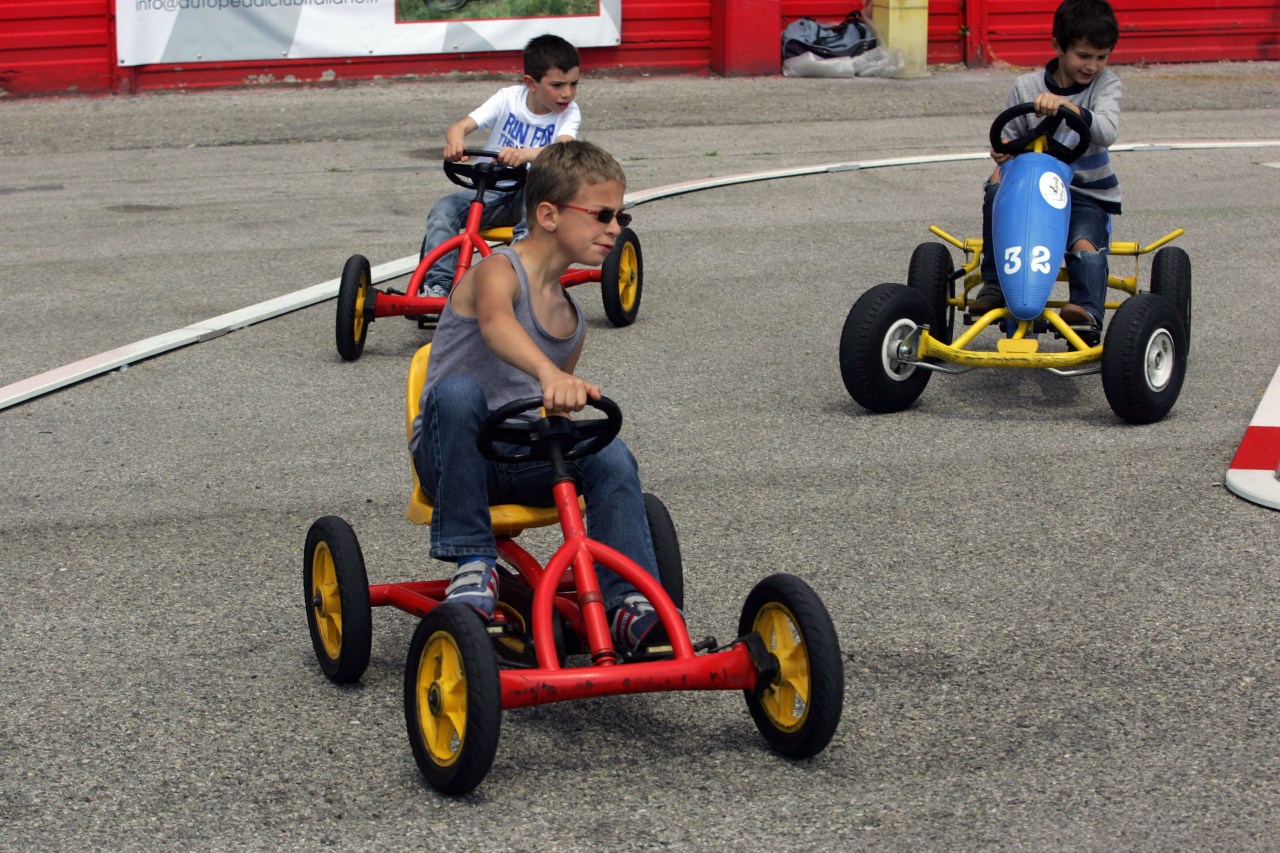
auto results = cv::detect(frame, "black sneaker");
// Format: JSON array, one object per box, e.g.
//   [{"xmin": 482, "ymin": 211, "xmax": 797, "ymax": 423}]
[{"xmin": 969, "ymin": 282, "xmax": 1004, "ymax": 314}]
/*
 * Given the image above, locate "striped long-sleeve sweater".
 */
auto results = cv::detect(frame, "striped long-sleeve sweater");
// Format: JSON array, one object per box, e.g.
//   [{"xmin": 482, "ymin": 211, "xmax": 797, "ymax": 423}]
[{"xmin": 1003, "ymin": 59, "xmax": 1122, "ymax": 214}]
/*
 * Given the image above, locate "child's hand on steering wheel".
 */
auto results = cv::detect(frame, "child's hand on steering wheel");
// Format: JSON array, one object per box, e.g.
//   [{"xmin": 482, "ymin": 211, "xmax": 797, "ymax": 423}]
[
  {"xmin": 539, "ymin": 369, "xmax": 601, "ymax": 416},
  {"xmin": 443, "ymin": 139, "xmax": 468, "ymax": 162},
  {"xmin": 495, "ymin": 146, "xmax": 529, "ymax": 167},
  {"xmin": 1034, "ymin": 93, "xmax": 1077, "ymax": 118}
]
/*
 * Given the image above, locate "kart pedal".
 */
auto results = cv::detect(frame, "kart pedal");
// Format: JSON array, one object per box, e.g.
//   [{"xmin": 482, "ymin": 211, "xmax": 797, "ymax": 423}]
[
  {"xmin": 1056, "ymin": 324, "xmax": 1101, "ymax": 347},
  {"xmin": 740, "ymin": 631, "xmax": 780, "ymax": 696},
  {"xmin": 622, "ymin": 643, "xmax": 674, "ymax": 663}
]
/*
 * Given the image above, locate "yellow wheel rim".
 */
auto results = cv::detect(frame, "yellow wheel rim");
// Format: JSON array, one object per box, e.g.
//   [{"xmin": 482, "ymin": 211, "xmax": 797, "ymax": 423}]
[
  {"xmin": 351, "ymin": 271, "xmax": 368, "ymax": 343},
  {"xmin": 310, "ymin": 541, "xmax": 343, "ymax": 661},
  {"xmin": 616, "ymin": 243, "xmax": 638, "ymax": 312},
  {"xmin": 416, "ymin": 630, "xmax": 468, "ymax": 767},
  {"xmin": 753, "ymin": 602, "xmax": 810, "ymax": 732}
]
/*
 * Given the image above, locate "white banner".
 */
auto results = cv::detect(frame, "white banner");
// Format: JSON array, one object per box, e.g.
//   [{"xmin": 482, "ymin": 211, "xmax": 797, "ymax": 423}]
[{"xmin": 115, "ymin": 0, "xmax": 620, "ymax": 67}]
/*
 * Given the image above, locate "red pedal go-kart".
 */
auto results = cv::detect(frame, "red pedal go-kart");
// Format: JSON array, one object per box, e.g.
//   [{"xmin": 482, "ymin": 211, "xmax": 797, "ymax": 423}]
[
  {"xmin": 303, "ymin": 344, "xmax": 845, "ymax": 795},
  {"xmin": 335, "ymin": 148, "xmax": 643, "ymax": 361},
  {"xmin": 839, "ymin": 104, "xmax": 1191, "ymax": 424}
]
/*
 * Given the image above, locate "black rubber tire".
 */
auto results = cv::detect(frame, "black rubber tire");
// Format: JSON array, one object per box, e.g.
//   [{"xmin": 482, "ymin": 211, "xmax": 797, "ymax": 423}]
[
  {"xmin": 643, "ymin": 492, "xmax": 684, "ymax": 611},
  {"xmin": 738, "ymin": 573, "xmax": 843, "ymax": 760},
  {"xmin": 906, "ymin": 242, "xmax": 955, "ymax": 345},
  {"xmin": 404, "ymin": 604, "xmax": 502, "ymax": 796},
  {"xmin": 601, "ymin": 227, "xmax": 642, "ymax": 327},
  {"xmin": 1101, "ymin": 292, "xmax": 1187, "ymax": 425},
  {"xmin": 303, "ymin": 516, "xmax": 372, "ymax": 684},
  {"xmin": 838, "ymin": 283, "xmax": 933, "ymax": 413},
  {"xmin": 426, "ymin": 0, "xmax": 468, "ymax": 12},
  {"xmin": 336, "ymin": 254, "xmax": 372, "ymax": 361},
  {"xmin": 1149, "ymin": 246, "xmax": 1192, "ymax": 356}
]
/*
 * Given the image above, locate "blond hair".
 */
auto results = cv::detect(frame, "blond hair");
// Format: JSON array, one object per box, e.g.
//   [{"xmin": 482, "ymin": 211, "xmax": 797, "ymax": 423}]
[{"xmin": 526, "ymin": 140, "xmax": 626, "ymax": 218}]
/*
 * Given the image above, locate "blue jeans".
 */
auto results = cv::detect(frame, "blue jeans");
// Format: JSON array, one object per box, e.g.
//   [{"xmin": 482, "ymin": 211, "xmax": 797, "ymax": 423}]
[
  {"xmin": 421, "ymin": 189, "xmax": 527, "ymax": 291},
  {"xmin": 980, "ymin": 181, "xmax": 1111, "ymax": 323},
  {"xmin": 412, "ymin": 375, "xmax": 660, "ymax": 613}
]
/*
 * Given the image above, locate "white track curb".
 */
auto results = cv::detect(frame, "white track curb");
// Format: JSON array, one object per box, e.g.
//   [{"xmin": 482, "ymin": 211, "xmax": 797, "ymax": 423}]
[{"xmin": 1224, "ymin": 363, "xmax": 1280, "ymax": 511}]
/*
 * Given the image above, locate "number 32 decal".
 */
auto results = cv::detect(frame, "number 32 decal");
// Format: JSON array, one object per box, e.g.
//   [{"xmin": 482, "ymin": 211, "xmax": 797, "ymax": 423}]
[{"xmin": 1004, "ymin": 245, "xmax": 1053, "ymax": 275}]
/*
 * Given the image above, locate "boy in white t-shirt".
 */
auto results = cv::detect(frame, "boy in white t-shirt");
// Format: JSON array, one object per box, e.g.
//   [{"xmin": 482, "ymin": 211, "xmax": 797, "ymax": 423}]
[{"xmin": 419, "ymin": 35, "xmax": 582, "ymax": 298}]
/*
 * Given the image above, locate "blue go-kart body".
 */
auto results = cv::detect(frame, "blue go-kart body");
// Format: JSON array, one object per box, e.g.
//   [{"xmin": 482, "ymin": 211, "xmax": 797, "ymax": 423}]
[
  {"xmin": 838, "ymin": 102, "xmax": 1193, "ymax": 425},
  {"xmin": 992, "ymin": 152, "xmax": 1074, "ymax": 322}
]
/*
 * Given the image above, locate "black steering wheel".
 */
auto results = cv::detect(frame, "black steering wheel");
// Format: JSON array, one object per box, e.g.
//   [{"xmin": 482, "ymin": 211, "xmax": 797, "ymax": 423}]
[
  {"xmin": 443, "ymin": 148, "xmax": 528, "ymax": 193},
  {"xmin": 477, "ymin": 396, "xmax": 623, "ymax": 464},
  {"xmin": 990, "ymin": 103, "xmax": 1092, "ymax": 164}
]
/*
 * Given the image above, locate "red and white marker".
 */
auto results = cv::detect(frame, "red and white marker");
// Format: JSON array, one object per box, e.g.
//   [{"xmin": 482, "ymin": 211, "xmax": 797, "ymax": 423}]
[{"xmin": 1225, "ymin": 364, "xmax": 1280, "ymax": 511}]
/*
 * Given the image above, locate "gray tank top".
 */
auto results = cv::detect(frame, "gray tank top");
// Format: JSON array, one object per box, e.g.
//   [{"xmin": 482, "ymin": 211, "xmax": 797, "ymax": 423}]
[{"xmin": 409, "ymin": 246, "xmax": 585, "ymax": 452}]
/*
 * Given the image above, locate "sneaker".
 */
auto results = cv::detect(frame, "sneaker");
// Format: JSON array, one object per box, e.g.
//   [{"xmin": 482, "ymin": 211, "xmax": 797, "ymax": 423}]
[
  {"xmin": 609, "ymin": 593, "xmax": 667, "ymax": 654},
  {"xmin": 969, "ymin": 282, "xmax": 1004, "ymax": 314},
  {"xmin": 444, "ymin": 558, "xmax": 498, "ymax": 619},
  {"xmin": 1059, "ymin": 303, "xmax": 1099, "ymax": 327},
  {"xmin": 423, "ymin": 282, "xmax": 450, "ymax": 299}
]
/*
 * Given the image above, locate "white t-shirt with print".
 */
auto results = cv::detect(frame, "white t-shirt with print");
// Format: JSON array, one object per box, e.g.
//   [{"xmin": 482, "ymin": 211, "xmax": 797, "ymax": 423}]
[{"xmin": 468, "ymin": 84, "xmax": 581, "ymax": 154}]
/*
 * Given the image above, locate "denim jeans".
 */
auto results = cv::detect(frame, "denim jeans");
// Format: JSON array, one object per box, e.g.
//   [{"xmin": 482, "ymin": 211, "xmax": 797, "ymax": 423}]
[
  {"xmin": 980, "ymin": 180, "xmax": 1111, "ymax": 323},
  {"xmin": 421, "ymin": 189, "xmax": 528, "ymax": 291},
  {"xmin": 412, "ymin": 375, "xmax": 660, "ymax": 613}
]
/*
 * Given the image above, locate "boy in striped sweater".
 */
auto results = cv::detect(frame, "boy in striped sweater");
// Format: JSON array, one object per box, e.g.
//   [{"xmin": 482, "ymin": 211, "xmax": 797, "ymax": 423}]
[{"xmin": 970, "ymin": 0, "xmax": 1122, "ymax": 329}]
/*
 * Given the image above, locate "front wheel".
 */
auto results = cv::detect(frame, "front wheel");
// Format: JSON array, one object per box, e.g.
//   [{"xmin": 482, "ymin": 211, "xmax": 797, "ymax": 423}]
[
  {"xmin": 1101, "ymin": 292, "xmax": 1187, "ymax": 424},
  {"xmin": 336, "ymin": 254, "xmax": 372, "ymax": 361},
  {"xmin": 739, "ymin": 574, "xmax": 843, "ymax": 759},
  {"xmin": 838, "ymin": 283, "xmax": 933, "ymax": 413},
  {"xmin": 906, "ymin": 242, "xmax": 955, "ymax": 345},
  {"xmin": 601, "ymin": 227, "xmax": 642, "ymax": 326},
  {"xmin": 404, "ymin": 604, "xmax": 502, "ymax": 796},
  {"xmin": 303, "ymin": 516, "xmax": 372, "ymax": 684},
  {"xmin": 1149, "ymin": 246, "xmax": 1192, "ymax": 355}
]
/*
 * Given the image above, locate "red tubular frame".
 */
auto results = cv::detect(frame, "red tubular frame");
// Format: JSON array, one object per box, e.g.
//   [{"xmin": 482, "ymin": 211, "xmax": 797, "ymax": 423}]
[{"xmin": 366, "ymin": 479, "xmax": 764, "ymax": 711}]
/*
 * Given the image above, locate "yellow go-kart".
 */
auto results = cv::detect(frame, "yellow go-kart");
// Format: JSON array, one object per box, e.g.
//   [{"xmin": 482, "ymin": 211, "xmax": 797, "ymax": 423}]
[{"xmin": 839, "ymin": 104, "xmax": 1191, "ymax": 425}]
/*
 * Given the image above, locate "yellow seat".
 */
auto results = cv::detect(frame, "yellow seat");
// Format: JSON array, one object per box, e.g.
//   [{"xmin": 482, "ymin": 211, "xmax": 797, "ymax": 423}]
[
  {"xmin": 479, "ymin": 226, "xmax": 515, "ymax": 244},
  {"xmin": 405, "ymin": 344, "xmax": 564, "ymax": 535}
]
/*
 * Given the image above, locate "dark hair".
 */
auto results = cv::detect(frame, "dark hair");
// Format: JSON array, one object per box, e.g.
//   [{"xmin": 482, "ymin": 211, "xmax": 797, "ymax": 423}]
[
  {"xmin": 526, "ymin": 140, "xmax": 626, "ymax": 218},
  {"xmin": 523, "ymin": 34, "xmax": 580, "ymax": 81},
  {"xmin": 1053, "ymin": 0, "xmax": 1119, "ymax": 50}
]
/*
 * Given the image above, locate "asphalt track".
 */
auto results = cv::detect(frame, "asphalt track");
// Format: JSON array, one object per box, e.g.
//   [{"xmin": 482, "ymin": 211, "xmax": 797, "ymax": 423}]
[{"xmin": 2, "ymin": 64, "xmax": 1280, "ymax": 850}]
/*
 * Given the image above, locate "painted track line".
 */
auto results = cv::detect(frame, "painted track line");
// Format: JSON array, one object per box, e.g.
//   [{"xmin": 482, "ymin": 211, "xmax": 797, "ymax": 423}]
[{"xmin": 2, "ymin": 139, "xmax": 1279, "ymax": 413}]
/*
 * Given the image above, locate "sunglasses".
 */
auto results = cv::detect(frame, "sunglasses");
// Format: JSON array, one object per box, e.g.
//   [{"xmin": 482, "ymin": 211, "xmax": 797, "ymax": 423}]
[{"xmin": 556, "ymin": 202, "xmax": 632, "ymax": 228}]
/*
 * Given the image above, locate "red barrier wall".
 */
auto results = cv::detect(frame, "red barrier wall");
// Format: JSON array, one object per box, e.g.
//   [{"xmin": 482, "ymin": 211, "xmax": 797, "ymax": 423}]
[{"xmin": 2, "ymin": 0, "xmax": 1276, "ymax": 97}]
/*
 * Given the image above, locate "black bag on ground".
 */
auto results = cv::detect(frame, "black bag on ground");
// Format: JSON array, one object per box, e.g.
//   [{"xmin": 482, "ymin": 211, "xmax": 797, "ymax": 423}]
[{"xmin": 781, "ymin": 10, "xmax": 877, "ymax": 60}]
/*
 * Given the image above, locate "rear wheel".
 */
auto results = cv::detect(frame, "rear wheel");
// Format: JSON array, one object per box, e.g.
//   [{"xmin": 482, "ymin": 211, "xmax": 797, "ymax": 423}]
[
  {"xmin": 404, "ymin": 604, "xmax": 502, "ymax": 796},
  {"xmin": 838, "ymin": 283, "xmax": 933, "ymax": 413},
  {"xmin": 1101, "ymin": 292, "xmax": 1186, "ymax": 424},
  {"xmin": 336, "ymin": 254, "xmax": 372, "ymax": 361},
  {"xmin": 643, "ymin": 492, "xmax": 684, "ymax": 611},
  {"xmin": 739, "ymin": 574, "xmax": 843, "ymax": 759},
  {"xmin": 906, "ymin": 242, "xmax": 955, "ymax": 344},
  {"xmin": 1149, "ymin": 246, "xmax": 1192, "ymax": 355},
  {"xmin": 303, "ymin": 516, "xmax": 372, "ymax": 684},
  {"xmin": 601, "ymin": 227, "xmax": 642, "ymax": 327}
]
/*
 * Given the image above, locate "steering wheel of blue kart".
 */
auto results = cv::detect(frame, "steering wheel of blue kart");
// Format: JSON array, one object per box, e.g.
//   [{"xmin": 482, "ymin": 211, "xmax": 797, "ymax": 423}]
[
  {"xmin": 443, "ymin": 148, "xmax": 528, "ymax": 193},
  {"xmin": 477, "ymin": 396, "xmax": 623, "ymax": 464},
  {"xmin": 990, "ymin": 103, "xmax": 1092, "ymax": 164}
]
